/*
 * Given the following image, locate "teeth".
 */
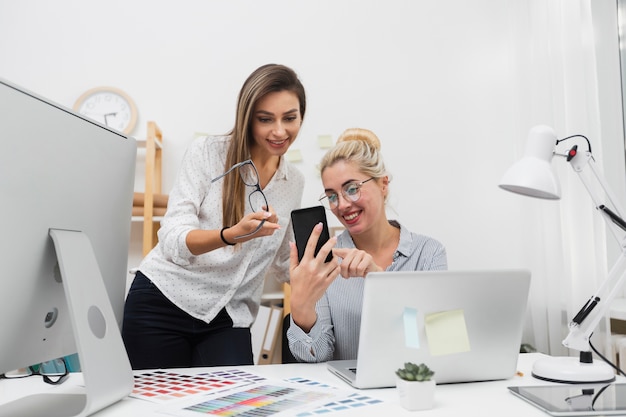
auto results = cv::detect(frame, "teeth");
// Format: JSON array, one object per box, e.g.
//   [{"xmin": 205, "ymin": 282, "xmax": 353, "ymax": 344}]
[
  {"xmin": 270, "ymin": 139, "xmax": 287, "ymax": 145},
  {"xmin": 344, "ymin": 212, "xmax": 358, "ymax": 221}
]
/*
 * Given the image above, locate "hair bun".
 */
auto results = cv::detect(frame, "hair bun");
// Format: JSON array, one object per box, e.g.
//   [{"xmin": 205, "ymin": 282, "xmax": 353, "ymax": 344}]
[{"xmin": 336, "ymin": 128, "xmax": 381, "ymax": 150}]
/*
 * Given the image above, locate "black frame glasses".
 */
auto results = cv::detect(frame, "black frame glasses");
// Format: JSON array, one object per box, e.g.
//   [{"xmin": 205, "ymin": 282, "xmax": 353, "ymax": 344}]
[
  {"xmin": 212, "ymin": 159, "xmax": 269, "ymax": 239},
  {"xmin": 1, "ymin": 358, "xmax": 69, "ymax": 385},
  {"xmin": 319, "ymin": 177, "xmax": 375, "ymax": 209}
]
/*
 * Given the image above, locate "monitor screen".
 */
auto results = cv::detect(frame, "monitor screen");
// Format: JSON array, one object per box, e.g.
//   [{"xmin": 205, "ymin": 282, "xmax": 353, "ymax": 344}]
[{"xmin": 0, "ymin": 78, "xmax": 136, "ymax": 415}]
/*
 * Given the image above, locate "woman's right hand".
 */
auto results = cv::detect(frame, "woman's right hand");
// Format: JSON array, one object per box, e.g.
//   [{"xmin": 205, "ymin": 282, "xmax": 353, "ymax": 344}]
[{"xmin": 288, "ymin": 223, "xmax": 339, "ymax": 332}]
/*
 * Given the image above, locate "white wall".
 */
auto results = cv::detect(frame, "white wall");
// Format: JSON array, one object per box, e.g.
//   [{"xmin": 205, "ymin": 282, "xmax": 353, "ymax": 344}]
[
  {"xmin": 1, "ymin": 0, "xmax": 624, "ymax": 346},
  {"xmin": 0, "ymin": 0, "xmax": 527, "ymax": 267}
]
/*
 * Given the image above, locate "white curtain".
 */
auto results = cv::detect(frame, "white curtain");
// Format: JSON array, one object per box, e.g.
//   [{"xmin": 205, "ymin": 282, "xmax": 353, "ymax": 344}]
[{"xmin": 513, "ymin": 0, "xmax": 613, "ymax": 357}]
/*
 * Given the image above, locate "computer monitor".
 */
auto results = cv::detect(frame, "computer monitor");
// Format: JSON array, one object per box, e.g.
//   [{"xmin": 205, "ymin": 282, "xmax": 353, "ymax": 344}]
[{"xmin": 0, "ymin": 78, "xmax": 136, "ymax": 416}]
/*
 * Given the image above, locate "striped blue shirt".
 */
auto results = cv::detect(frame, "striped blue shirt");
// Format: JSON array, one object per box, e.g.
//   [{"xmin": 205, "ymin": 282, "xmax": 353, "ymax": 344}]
[{"xmin": 287, "ymin": 220, "xmax": 447, "ymax": 362}]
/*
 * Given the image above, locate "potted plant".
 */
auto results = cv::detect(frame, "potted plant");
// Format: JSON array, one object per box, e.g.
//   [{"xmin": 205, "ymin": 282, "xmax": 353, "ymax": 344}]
[{"xmin": 395, "ymin": 362, "xmax": 436, "ymax": 411}]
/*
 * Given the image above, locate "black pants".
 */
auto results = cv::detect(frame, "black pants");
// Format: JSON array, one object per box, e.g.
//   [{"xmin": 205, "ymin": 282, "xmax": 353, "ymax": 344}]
[{"xmin": 122, "ymin": 271, "xmax": 253, "ymax": 370}]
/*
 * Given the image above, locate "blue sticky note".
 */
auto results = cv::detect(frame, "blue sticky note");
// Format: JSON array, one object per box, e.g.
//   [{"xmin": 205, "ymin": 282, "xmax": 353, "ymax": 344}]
[{"xmin": 403, "ymin": 307, "xmax": 420, "ymax": 349}]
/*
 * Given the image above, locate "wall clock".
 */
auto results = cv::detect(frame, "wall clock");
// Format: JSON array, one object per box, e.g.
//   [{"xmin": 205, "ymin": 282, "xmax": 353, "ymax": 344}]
[{"xmin": 73, "ymin": 86, "xmax": 138, "ymax": 134}]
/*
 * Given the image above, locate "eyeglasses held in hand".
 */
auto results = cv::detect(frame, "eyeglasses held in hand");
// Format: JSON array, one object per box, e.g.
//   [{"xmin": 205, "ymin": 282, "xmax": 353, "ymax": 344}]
[
  {"xmin": 319, "ymin": 177, "xmax": 375, "ymax": 209},
  {"xmin": 212, "ymin": 159, "xmax": 269, "ymax": 239}
]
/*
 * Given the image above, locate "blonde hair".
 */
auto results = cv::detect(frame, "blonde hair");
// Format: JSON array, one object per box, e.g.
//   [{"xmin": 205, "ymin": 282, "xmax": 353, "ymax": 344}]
[{"xmin": 319, "ymin": 128, "xmax": 387, "ymax": 180}]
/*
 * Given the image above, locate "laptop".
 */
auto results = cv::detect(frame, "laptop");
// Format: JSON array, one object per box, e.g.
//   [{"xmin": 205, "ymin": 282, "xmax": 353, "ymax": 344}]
[{"xmin": 327, "ymin": 269, "xmax": 531, "ymax": 389}]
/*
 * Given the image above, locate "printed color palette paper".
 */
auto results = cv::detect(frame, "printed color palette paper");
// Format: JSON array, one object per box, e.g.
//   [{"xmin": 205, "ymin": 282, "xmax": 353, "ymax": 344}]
[
  {"xmin": 285, "ymin": 378, "xmax": 384, "ymax": 416},
  {"xmin": 131, "ymin": 369, "xmax": 266, "ymax": 403},
  {"xmin": 180, "ymin": 384, "xmax": 337, "ymax": 416},
  {"xmin": 295, "ymin": 393, "xmax": 384, "ymax": 416}
]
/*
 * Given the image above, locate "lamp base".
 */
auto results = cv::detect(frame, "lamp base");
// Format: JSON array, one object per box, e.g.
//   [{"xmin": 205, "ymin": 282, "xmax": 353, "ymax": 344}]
[{"xmin": 532, "ymin": 356, "xmax": 615, "ymax": 384}]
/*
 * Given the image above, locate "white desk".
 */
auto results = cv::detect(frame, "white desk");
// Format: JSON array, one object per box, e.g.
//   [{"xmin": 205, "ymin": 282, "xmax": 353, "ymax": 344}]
[{"xmin": 1, "ymin": 353, "xmax": 623, "ymax": 416}]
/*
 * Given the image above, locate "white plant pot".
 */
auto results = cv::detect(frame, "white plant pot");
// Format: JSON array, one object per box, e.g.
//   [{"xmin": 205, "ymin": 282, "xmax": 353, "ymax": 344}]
[{"xmin": 396, "ymin": 377, "xmax": 436, "ymax": 411}]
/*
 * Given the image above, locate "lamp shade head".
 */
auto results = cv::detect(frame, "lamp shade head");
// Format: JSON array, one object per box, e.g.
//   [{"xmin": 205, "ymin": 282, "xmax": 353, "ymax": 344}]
[{"xmin": 499, "ymin": 125, "xmax": 561, "ymax": 199}]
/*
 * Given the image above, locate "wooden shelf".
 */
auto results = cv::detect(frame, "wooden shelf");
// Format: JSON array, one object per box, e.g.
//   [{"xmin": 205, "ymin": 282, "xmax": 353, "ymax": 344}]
[
  {"xmin": 134, "ymin": 121, "xmax": 164, "ymax": 256},
  {"xmin": 131, "ymin": 216, "xmax": 164, "ymax": 223},
  {"xmin": 136, "ymin": 136, "xmax": 163, "ymax": 149}
]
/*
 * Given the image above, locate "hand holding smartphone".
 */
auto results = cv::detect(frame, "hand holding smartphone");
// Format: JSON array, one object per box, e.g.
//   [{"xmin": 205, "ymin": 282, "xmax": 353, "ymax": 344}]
[{"xmin": 291, "ymin": 206, "xmax": 333, "ymax": 263}]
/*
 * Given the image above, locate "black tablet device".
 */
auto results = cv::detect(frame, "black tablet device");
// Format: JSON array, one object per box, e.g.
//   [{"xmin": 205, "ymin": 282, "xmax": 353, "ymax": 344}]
[
  {"xmin": 508, "ymin": 383, "xmax": 626, "ymax": 416},
  {"xmin": 291, "ymin": 206, "xmax": 333, "ymax": 263}
]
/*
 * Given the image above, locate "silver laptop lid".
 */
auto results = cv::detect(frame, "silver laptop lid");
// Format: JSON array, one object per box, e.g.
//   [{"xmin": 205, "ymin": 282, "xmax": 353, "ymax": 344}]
[{"xmin": 351, "ymin": 269, "xmax": 530, "ymax": 388}]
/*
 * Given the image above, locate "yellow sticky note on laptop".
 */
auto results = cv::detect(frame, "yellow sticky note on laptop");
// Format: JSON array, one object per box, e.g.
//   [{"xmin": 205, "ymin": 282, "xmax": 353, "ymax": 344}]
[{"xmin": 424, "ymin": 309, "xmax": 471, "ymax": 356}]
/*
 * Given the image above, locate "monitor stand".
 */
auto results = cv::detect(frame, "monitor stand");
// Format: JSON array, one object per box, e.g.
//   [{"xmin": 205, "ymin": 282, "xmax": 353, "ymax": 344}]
[{"xmin": 0, "ymin": 229, "xmax": 134, "ymax": 417}]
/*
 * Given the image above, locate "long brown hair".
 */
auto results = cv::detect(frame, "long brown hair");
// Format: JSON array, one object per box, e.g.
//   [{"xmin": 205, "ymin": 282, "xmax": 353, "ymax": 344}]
[{"xmin": 221, "ymin": 64, "xmax": 306, "ymax": 229}]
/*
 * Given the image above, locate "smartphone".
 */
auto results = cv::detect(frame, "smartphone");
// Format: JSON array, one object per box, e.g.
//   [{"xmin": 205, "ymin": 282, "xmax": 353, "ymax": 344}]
[{"xmin": 291, "ymin": 206, "xmax": 333, "ymax": 263}]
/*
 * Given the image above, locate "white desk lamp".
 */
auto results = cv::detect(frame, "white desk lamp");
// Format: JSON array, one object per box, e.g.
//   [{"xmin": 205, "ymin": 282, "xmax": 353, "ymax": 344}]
[{"xmin": 499, "ymin": 125, "xmax": 626, "ymax": 384}]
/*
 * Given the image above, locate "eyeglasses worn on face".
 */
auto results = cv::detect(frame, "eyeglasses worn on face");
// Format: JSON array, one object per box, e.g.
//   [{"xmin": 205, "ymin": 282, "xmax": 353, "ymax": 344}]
[
  {"xmin": 319, "ymin": 177, "xmax": 375, "ymax": 209},
  {"xmin": 212, "ymin": 159, "xmax": 269, "ymax": 239}
]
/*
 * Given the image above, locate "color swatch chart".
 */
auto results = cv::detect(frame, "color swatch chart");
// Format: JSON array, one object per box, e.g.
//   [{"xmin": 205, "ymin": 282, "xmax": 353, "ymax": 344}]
[
  {"xmin": 180, "ymin": 383, "xmax": 337, "ymax": 416},
  {"xmin": 294, "ymin": 392, "xmax": 384, "ymax": 416},
  {"xmin": 285, "ymin": 377, "xmax": 384, "ymax": 416},
  {"xmin": 131, "ymin": 369, "xmax": 266, "ymax": 403}
]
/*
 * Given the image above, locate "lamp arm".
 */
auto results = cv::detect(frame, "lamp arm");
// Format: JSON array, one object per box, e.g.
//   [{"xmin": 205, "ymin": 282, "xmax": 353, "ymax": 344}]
[
  {"xmin": 563, "ymin": 253, "xmax": 626, "ymax": 352},
  {"xmin": 561, "ymin": 151, "xmax": 626, "ymax": 352},
  {"xmin": 569, "ymin": 151, "xmax": 626, "ymax": 246}
]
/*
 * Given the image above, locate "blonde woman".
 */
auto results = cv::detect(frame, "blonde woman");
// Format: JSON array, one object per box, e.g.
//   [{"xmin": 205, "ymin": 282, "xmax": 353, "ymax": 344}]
[{"xmin": 287, "ymin": 128, "xmax": 447, "ymax": 362}]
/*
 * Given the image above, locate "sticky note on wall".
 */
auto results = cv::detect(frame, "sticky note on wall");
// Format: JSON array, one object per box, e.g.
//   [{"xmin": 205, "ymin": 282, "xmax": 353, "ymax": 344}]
[
  {"xmin": 317, "ymin": 135, "xmax": 333, "ymax": 149},
  {"xmin": 285, "ymin": 148, "xmax": 302, "ymax": 162},
  {"xmin": 424, "ymin": 309, "xmax": 471, "ymax": 356}
]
